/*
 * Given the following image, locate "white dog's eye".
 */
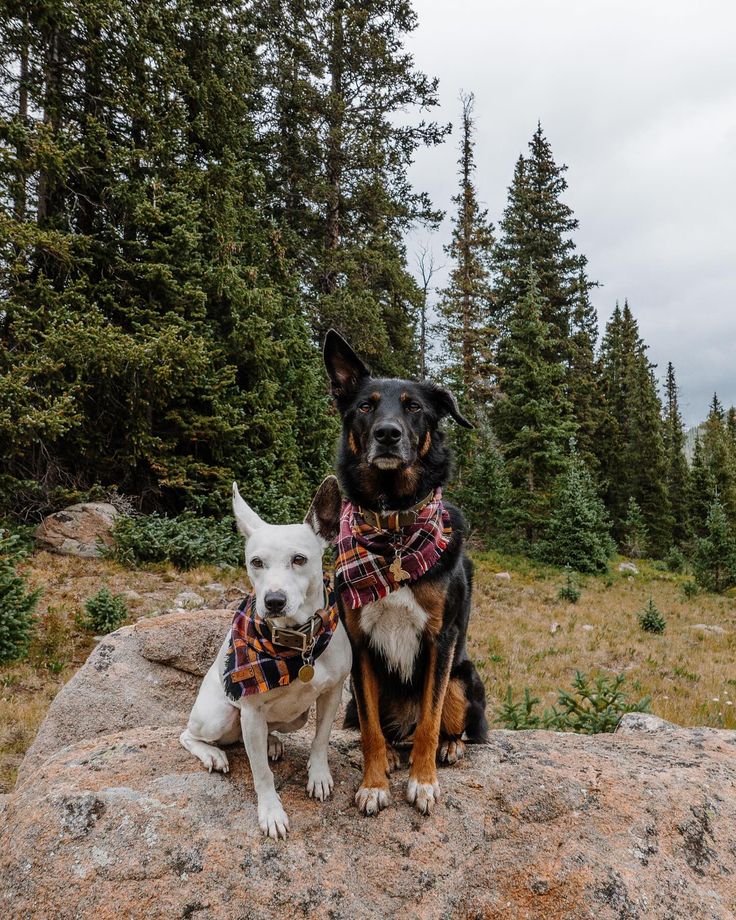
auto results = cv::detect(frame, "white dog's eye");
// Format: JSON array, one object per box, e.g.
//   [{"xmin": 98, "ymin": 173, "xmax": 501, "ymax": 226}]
[
  {"xmin": 292, "ymin": 554, "xmax": 308, "ymax": 567},
  {"xmin": 250, "ymin": 557, "xmax": 264, "ymax": 569}
]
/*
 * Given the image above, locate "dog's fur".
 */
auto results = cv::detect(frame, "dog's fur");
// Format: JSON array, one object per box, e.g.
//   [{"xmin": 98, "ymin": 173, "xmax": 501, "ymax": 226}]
[
  {"xmin": 324, "ymin": 330, "xmax": 488, "ymax": 817},
  {"xmin": 180, "ymin": 477, "xmax": 351, "ymax": 840}
]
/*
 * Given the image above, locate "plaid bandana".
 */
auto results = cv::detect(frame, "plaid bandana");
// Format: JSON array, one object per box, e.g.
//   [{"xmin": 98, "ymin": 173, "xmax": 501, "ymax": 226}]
[
  {"xmin": 335, "ymin": 489, "xmax": 452, "ymax": 609},
  {"xmin": 223, "ymin": 584, "xmax": 339, "ymax": 700}
]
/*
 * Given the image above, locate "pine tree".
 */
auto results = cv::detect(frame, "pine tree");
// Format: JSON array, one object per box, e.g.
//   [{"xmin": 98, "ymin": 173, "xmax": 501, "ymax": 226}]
[
  {"xmin": 536, "ymin": 447, "xmax": 614, "ymax": 573},
  {"xmin": 260, "ymin": 0, "xmax": 448, "ymax": 376},
  {"xmin": 566, "ymin": 271, "xmax": 601, "ymax": 470},
  {"xmin": 493, "ymin": 124, "xmax": 591, "ymax": 358},
  {"xmin": 701, "ymin": 394, "xmax": 736, "ymax": 525},
  {"xmin": 694, "ymin": 498, "xmax": 736, "ymax": 593},
  {"xmin": 595, "ymin": 301, "xmax": 671, "ymax": 553},
  {"xmin": 662, "ymin": 362, "xmax": 691, "ymax": 545},
  {"xmin": 436, "ymin": 91, "xmax": 496, "ymax": 411},
  {"xmin": 0, "ymin": 530, "xmax": 39, "ymax": 663},
  {"xmin": 688, "ymin": 434, "xmax": 716, "ymax": 538},
  {"xmin": 621, "ymin": 497, "xmax": 649, "ymax": 559},
  {"xmin": 492, "ymin": 264, "xmax": 576, "ymax": 544}
]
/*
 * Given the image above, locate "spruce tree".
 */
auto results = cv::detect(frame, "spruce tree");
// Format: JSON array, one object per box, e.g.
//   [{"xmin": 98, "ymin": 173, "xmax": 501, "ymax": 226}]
[
  {"xmin": 536, "ymin": 448, "xmax": 614, "ymax": 573},
  {"xmin": 662, "ymin": 362, "xmax": 691, "ymax": 545},
  {"xmin": 621, "ymin": 497, "xmax": 649, "ymax": 559},
  {"xmin": 0, "ymin": 530, "xmax": 39, "ymax": 663},
  {"xmin": 688, "ymin": 434, "xmax": 716, "ymax": 538},
  {"xmin": 701, "ymin": 394, "xmax": 736, "ymax": 525},
  {"xmin": 694, "ymin": 498, "xmax": 736, "ymax": 593},
  {"xmin": 595, "ymin": 301, "xmax": 671, "ymax": 553},
  {"xmin": 493, "ymin": 124, "xmax": 591, "ymax": 357},
  {"xmin": 492, "ymin": 264, "xmax": 576, "ymax": 544},
  {"xmin": 436, "ymin": 91, "xmax": 496, "ymax": 410}
]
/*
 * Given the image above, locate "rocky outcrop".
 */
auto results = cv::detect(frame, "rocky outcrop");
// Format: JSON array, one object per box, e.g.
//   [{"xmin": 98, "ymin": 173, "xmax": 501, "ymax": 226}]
[
  {"xmin": 3, "ymin": 611, "xmax": 736, "ymax": 919},
  {"xmin": 34, "ymin": 502, "xmax": 120, "ymax": 557}
]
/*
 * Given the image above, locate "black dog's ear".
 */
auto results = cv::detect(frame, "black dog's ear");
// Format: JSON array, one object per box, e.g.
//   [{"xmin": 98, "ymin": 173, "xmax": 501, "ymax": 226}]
[
  {"xmin": 323, "ymin": 329, "xmax": 370, "ymax": 402},
  {"xmin": 424, "ymin": 383, "xmax": 474, "ymax": 429},
  {"xmin": 304, "ymin": 475, "xmax": 342, "ymax": 544}
]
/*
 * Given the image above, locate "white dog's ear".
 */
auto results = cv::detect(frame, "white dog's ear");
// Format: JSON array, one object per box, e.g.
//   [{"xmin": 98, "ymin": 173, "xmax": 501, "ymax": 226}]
[
  {"xmin": 304, "ymin": 476, "xmax": 342, "ymax": 545},
  {"xmin": 232, "ymin": 482, "xmax": 266, "ymax": 537}
]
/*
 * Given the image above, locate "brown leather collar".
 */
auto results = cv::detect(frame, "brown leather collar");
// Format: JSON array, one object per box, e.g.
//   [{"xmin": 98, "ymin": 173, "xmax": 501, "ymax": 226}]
[{"xmin": 357, "ymin": 490, "xmax": 435, "ymax": 532}]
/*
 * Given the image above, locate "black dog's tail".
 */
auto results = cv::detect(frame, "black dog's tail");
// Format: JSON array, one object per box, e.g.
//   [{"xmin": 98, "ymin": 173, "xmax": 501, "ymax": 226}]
[{"xmin": 453, "ymin": 658, "xmax": 490, "ymax": 743}]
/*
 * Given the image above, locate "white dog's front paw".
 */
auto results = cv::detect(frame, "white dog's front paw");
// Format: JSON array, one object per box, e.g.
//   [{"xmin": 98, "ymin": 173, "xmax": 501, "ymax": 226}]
[
  {"xmin": 258, "ymin": 798, "xmax": 289, "ymax": 840},
  {"xmin": 355, "ymin": 785, "xmax": 390, "ymax": 816},
  {"xmin": 268, "ymin": 734, "xmax": 284, "ymax": 762},
  {"xmin": 203, "ymin": 747, "xmax": 230, "ymax": 774},
  {"xmin": 307, "ymin": 761, "xmax": 334, "ymax": 801},
  {"xmin": 406, "ymin": 776, "xmax": 440, "ymax": 815}
]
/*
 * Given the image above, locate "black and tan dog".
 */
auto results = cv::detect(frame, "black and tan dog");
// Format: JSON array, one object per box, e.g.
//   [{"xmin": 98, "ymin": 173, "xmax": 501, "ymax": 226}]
[{"xmin": 324, "ymin": 330, "xmax": 488, "ymax": 816}]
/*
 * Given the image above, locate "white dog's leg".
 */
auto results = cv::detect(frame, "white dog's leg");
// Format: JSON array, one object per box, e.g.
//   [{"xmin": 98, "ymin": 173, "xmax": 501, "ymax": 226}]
[
  {"xmin": 241, "ymin": 706, "xmax": 289, "ymax": 840},
  {"xmin": 306, "ymin": 682, "xmax": 342, "ymax": 801},
  {"xmin": 180, "ymin": 661, "xmax": 239, "ymax": 774}
]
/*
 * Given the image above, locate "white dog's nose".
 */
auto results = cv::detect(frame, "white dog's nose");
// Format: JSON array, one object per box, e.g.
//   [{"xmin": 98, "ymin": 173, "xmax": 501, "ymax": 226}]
[{"xmin": 264, "ymin": 591, "xmax": 287, "ymax": 615}]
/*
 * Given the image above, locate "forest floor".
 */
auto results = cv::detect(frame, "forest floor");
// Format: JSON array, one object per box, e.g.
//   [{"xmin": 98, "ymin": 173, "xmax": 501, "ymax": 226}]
[{"xmin": 2, "ymin": 549, "xmax": 735, "ymax": 793}]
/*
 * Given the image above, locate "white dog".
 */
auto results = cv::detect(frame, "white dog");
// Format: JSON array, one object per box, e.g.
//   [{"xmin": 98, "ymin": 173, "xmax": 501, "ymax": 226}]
[{"xmin": 180, "ymin": 476, "xmax": 351, "ymax": 840}]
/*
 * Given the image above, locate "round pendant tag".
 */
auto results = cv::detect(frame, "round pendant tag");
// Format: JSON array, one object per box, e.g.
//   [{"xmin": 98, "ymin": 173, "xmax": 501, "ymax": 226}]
[{"xmin": 298, "ymin": 664, "xmax": 315, "ymax": 683}]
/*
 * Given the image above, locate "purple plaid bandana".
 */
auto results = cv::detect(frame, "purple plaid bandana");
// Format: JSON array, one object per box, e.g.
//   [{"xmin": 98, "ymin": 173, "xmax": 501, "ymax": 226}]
[{"xmin": 335, "ymin": 489, "xmax": 452, "ymax": 609}]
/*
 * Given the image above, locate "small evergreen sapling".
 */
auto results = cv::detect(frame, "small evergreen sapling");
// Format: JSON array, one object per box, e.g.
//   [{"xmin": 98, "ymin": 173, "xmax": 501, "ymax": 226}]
[
  {"xmin": 0, "ymin": 531, "xmax": 40, "ymax": 664},
  {"xmin": 557, "ymin": 567, "xmax": 581, "ymax": 603},
  {"xmin": 639, "ymin": 598, "xmax": 666, "ymax": 634},
  {"xmin": 664, "ymin": 545, "xmax": 686, "ymax": 573},
  {"xmin": 82, "ymin": 588, "xmax": 129, "ymax": 635}
]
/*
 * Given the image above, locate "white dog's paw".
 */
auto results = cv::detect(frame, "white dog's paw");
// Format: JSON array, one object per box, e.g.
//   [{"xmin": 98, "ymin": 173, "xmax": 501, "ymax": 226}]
[
  {"xmin": 355, "ymin": 785, "xmax": 390, "ymax": 816},
  {"xmin": 406, "ymin": 776, "xmax": 440, "ymax": 815},
  {"xmin": 258, "ymin": 799, "xmax": 290, "ymax": 840},
  {"xmin": 203, "ymin": 747, "xmax": 230, "ymax": 774},
  {"xmin": 268, "ymin": 735, "xmax": 284, "ymax": 762},
  {"xmin": 306, "ymin": 762, "xmax": 334, "ymax": 801}
]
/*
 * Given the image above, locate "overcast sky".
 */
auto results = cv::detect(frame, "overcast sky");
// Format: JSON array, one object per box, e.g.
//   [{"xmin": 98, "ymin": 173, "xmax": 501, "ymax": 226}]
[{"xmin": 405, "ymin": 0, "xmax": 736, "ymax": 426}]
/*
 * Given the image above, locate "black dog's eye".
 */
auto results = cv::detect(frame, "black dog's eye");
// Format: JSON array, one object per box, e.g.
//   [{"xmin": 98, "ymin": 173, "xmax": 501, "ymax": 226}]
[
  {"xmin": 406, "ymin": 401, "xmax": 422, "ymax": 413},
  {"xmin": 358, "ymin": 401, "xmax": 374, "ymax": 413},
  {"xmin": 292, "ymin": 554, "xmax": 308, "ymax": 567},
  {"xmin": 250, "ymin": 557, "xmax": 264, "ymax": 569}
]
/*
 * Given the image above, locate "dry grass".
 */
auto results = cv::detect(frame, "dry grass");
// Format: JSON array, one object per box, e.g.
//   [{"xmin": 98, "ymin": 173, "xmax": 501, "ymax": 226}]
[
  {"xmin": 0, "ymin": 551, "xmax": 248, "ymax": 793},
  {"xmin": 468, "ymin": 551, "xmax": 736, "ymax": 731},
  {"xmin": 2, "ymin": 548, "xmax": 735, "ymax": 794}
]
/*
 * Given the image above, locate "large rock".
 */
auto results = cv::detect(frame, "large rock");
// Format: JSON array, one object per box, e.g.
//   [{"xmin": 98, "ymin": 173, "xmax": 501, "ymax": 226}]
[
  {"xmin": 35, "ymin": 502, "xmax": 120, "ymax": 557},
  {"xmin": 3, "ymin": 611, "xmax": 736, "ymax": 919}
]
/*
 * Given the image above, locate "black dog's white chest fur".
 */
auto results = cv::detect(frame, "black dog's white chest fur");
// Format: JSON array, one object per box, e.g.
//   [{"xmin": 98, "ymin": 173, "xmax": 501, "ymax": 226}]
[{"xmin": 359, "ymin": 587, "xmax": 428, "ymax": 683}]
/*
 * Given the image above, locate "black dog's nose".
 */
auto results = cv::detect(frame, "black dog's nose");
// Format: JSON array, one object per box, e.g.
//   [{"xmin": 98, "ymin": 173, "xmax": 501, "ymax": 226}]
[
  {"xmin": 374, "ymin": 422, "xmax": 402, "ymax": 446},
  {"xmin": 264, "ymin": 591, "xmax": 287, "ymax": 614}
]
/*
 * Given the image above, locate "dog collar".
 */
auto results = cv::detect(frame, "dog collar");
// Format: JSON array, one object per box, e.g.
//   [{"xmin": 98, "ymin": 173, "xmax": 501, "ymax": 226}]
[
  {"xmin": 357, "ymin": 490, "xmax": 435, "ymax": 532},
  {"xmin": 269, "ymin": 612, "xmax": 324, "ymax": 654}
]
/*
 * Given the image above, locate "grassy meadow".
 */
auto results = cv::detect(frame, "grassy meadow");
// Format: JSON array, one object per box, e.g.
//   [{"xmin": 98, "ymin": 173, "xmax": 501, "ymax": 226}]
[{"xmin": 1, "ymin": 549, "xmax": 734, "ymax": 794}]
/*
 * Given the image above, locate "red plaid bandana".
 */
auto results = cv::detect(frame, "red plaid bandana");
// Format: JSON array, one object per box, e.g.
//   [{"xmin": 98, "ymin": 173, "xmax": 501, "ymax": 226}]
[
  {"xmin": 335, "ymin": 489, "xmax": 452, "ymax": 609},
  {"xmin": 223, "ymin": 584, "xmax": 339, "ymax": 699}
]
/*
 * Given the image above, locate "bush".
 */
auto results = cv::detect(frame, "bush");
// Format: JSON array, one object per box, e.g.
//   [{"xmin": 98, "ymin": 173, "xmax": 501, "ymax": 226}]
[
  {"xmin": 664, "ymin": 545, "xmax": 686, "ymax": 573},
  {"xmin": 557, "ymin": 567, "xmax": 581, "ymax": 603},
  {"xmin": 639, "ymin": 598, "xmax": 666, "ymax": 634},
  {"xmin": 497, "ymin": 671, "xmax": 651, "ymax": 734},
  {"xmin": 0, "ymin": 530, "xmax": 40, "ymax": 663},
  {"xmin": 81, "ymin": 588, "xmax": 129, "ymax": 634},
  {"xmin": 681, "ymin": 580, "xmax": 699, "ymax": 599},
  {"xmin": 111, "ymin": 512, "xmax": 242, "ymax": 570}
]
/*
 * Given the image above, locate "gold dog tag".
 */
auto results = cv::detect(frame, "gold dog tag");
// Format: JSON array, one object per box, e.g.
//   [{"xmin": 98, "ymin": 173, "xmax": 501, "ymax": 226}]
[
  {"xmin": 389, "ymin": 553, "xmax": 411, "ymax": 582},
  {"xmin": 298, "ymin": 664, "xmax": 315, "ymax": 683}
]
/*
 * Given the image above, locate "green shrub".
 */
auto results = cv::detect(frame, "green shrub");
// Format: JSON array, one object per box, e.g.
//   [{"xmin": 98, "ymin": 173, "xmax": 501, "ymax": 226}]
[
  {"xmin": 639, "ymin": 598, "xmax": 666, "ymax": 634},
  {"xmin": 693, "ymin": 499, "xmax": 736, "ymax": 593},
  {"xmin": 664, "ymin": 546, "xmax": 686, "ymax": 573},
  {"xmin": 497, "ymin": 671, "xmax": 651, "ymax": 734},
  {"xmin": 681, "ymin": 580, "xmax": 699, "ymax": 599},
  {"xmin": 81, "ymin": 588, "xmax": 129, "ymax": 634},
  {"xmin": 111, "ymin": 512, "xmax": 242, "ymax": 570},
  {"xmin": 0, "ymin": 530, "xmax": 40, "ymax": 663},
  {"xmin": 557, "ymin": 567, "xmax": 581, "ymax": 603}
]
